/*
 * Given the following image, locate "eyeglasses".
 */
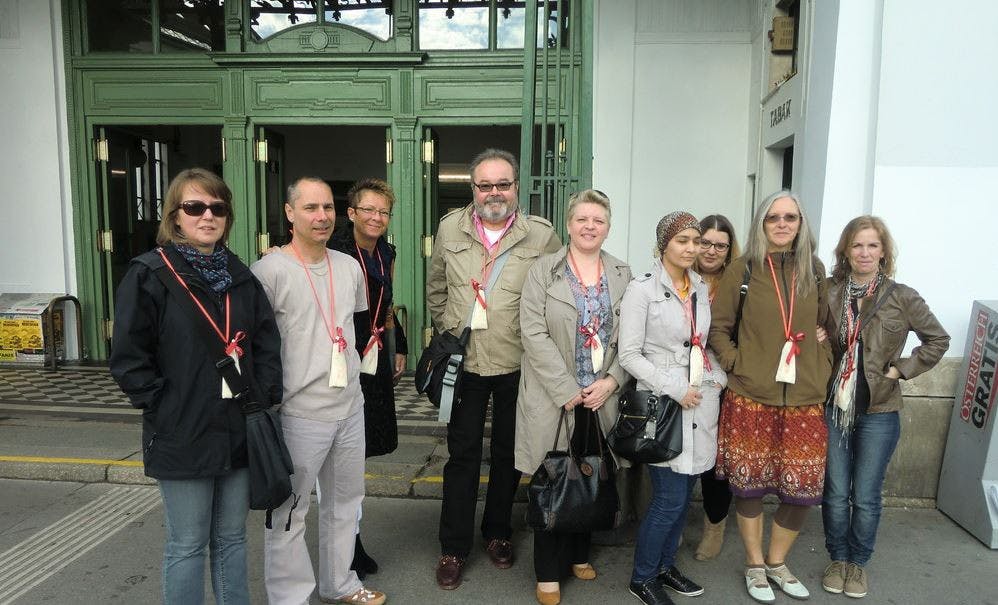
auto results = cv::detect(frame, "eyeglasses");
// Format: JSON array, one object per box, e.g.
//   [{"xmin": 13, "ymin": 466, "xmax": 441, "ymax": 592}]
[
  {"xmin": 764, "ymin": 213, "xmax": 800, "ymax": 224},
  {"xmin": 473, "ymin": 181, "xmax": 516, "ymax": 193},
  {"xmin": 354, "ymin": 206, "xmax": 392, "ymax": 218},
  {"xmin": 180, "ymin": 200, "xmax": 229, "ymax": 217},
  {"xmin": 699, "ymin": 239, "xmax": 730, "ymax": 252}
]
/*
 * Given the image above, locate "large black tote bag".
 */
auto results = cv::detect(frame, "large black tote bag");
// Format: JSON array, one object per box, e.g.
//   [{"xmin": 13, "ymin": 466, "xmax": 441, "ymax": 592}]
[
  {"xmin": 243, "ymin": 401, "xmax": 295, "ymax": 512},
  {"xmin": 526, "ymin": 410, "xmax": 621, "ymax": 533}
]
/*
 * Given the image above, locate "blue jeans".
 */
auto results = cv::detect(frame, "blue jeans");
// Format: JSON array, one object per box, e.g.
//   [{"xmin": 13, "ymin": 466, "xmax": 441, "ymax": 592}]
[
  {"xmin": 158, "ymin": 468, "xmax": 250, "ymax": 605},
  {"xmin": 822, "ymin": 409, "xmax": 900, "ymax": 566},
  {"xmin": 631, "ymin": 466, "xmax": 696, "ymax": 583}
]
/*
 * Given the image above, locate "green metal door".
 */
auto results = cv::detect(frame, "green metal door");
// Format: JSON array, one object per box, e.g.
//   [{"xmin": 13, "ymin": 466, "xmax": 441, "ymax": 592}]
[
  {"xmin": 253, "ymin": 126, "xmax": 287, "ymax": 254},
  {"xmin": 419, "ymin": 126, "xmax": 440, "ymax": 348}
]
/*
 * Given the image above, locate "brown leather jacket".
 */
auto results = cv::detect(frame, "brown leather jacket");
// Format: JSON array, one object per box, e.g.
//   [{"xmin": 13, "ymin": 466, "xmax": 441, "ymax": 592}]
[
  {"xmin": 708, "ymin": 252, "xmax": 834, "ymax": 406},
  {"xmin": 826, "ymin": 277, "xmax": 950, "ymax": 413}
]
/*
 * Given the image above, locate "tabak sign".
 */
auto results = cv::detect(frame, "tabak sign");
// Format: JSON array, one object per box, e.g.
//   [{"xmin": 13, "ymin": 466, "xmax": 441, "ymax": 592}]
[{"xmin": 961, "ymin": 307, "xmax": 998, "ymax": 428}]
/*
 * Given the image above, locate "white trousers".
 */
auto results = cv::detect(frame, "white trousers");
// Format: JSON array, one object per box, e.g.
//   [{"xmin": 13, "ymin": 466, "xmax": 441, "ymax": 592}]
[{"xmin": 264, "ymin": 410, "xmax": 366, "ymax": 604}]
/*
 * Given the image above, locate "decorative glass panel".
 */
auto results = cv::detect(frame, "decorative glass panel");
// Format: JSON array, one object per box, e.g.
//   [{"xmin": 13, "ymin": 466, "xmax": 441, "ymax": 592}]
[
  {"xmin": 497, "ymin": 0, "xmax": 568, "ymax": 49},
  {"xmin": 159, "ymin": 0, "xmax": 225, "ymax": 51},
  {"xmin": 86, "ymin": 0, "xmax": 153, "ymax": 52},
  {"xmin": 250, "ymin": 0, "xmax": 318, "ymax": 41},
  {"xmin": 324, "ymin": 1, "xmax": 393, "ymax": 42},
  {"xmin": 418, "ymin": 0, "xmax": 488, "ymax": 50}
]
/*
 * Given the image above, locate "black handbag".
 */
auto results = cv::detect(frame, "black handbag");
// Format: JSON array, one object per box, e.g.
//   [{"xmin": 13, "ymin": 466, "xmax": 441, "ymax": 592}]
[
  {"xmin": 526, "ymin": 409, "xmax": 621, "ymax": 533},
  {"xmin": 607, "ymin": 387, "xmax": 683, "ymax": 464},
  {"xmin": 414, "ymin": 326, "xmax": 470, "ymax": 407}
]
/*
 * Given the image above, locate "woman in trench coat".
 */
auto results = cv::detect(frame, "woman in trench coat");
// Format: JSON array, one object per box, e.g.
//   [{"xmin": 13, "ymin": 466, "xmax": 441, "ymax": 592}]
[{"xmin": 514, "ymin": 189, "xmax": 632, "ymax": 605}]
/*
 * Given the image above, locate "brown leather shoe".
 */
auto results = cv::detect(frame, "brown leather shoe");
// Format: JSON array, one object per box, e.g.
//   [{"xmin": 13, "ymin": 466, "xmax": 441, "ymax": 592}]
[
  {"xmin": 435, "ymin": 555, "xmax": 464, "ymax": 590},
  {"xmin": 484, "ymin": 538, "xmax": 513, "ymax": 569}
]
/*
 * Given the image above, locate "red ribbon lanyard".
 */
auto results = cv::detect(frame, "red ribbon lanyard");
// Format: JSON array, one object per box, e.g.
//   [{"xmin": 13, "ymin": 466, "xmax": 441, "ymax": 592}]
[
  {"xmin": 355, "ymin": 243, "xmax": 386, "ymax": 355},
  {"xmin": 472, "ymin": 211, "xmax": 517, "ymax": 297},
  {"xmin": 841, "ymin": 281, "xmax": 876, "ymax": 379},
  {"xmin": 158, "ymin": 248, "xmax": 245, "ymax": 357},
  {"xmin": 289, "ymin": 243, "xmax": 347, "ymax": 352},
  {"xmin": 682, "ymin": 294, "xmax": 712, "ymax": 371},
  {"xmin": 766, "ymin": 256, "xmax": 804, "ymax": 364},
  {"xmin": 567, "ymin": 250, "xmax": 604, "ymax": 349}
]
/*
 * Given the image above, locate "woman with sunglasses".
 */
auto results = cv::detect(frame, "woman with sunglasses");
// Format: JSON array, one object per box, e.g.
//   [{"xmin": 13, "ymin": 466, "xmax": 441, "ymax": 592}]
[
  {"xmin": 110, "ymin": 168, "xmax": 283, "ymax": 605},
  {"xmin": 327, "ymin": 177, "xmax": 408, "ymax": 579},
  {"xmin": 691, "ymin": 214, "xmax": 740, "ymax": 561},
  {"xmin": 820, "ymin": 216, "xmax": 948, "ymax": 598},
  {"xmin": 708, "ymin": 191, "xmax": 833, "ymax": 603}
]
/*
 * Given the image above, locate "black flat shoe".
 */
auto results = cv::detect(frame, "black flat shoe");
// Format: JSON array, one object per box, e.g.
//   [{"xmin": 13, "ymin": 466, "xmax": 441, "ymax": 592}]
[
  {"xmin": 629, "ymin": 578, "xmax": 675, "ymax": 605},
  {"xmin": 351, "ymin": 534, "xmax": 379, "ymax": 578},
  {"xmin": 658, "ymin": 565, "xmax": 704, "ymax": 597}
]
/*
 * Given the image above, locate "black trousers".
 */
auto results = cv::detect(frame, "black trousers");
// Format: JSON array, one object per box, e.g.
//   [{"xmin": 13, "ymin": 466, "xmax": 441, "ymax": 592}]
[
  {"xmin": 439, "ymin": 370, "xmax": 522, "ymax": 558},
  {"xmin": 700, "ymin": 465, "xmax": 732, "ymax": 524}
]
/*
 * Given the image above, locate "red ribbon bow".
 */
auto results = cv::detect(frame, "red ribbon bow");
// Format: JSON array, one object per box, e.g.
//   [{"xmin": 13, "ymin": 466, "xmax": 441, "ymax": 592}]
[
  {"xmin": 470, "ymin": 279, "xmax": 487, "ymax": 309},
  {"xmin": 785, "ymin": 331, "xmax": 806, "ymax": 364},
  {"xmin": 579, "ymin": 324, "xmax": 600, "ymax": 349},
  {"xmin": 691, "ymin": 333, "xmax": 712, "ymax": 371},
  {"xmin": 334, "ymin": 327, "xmax": 348, "ymax": 353},
  {"xmin": 362, "ymin": 326, "xmax": 385, "ymax": 355},
  {"xmin": 224, "ymin": 331, "xmax": 247, "ymax": 358}
]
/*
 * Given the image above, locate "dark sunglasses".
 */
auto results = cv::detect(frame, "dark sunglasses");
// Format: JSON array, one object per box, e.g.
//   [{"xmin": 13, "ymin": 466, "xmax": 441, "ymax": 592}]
[{"xmin": 180, "ymin": 200, "xmax": 230, "ymax": 217}]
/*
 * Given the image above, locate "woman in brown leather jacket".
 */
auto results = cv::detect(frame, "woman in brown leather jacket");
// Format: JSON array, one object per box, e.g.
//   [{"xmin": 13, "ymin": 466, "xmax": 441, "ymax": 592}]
[{"xmin": 820, "ymin": 216, "xmax": 949, "ymax": 599}]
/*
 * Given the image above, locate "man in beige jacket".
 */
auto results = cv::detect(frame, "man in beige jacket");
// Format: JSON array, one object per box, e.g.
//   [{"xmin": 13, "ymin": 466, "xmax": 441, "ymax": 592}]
[{"xmin": 427, "ymin": 148, "xmax": 561, "ymax": 590}]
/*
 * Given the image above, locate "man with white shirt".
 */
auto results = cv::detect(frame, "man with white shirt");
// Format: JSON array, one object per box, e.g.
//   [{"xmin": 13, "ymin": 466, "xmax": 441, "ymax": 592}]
[
  {"xmin": 252, "ymin": 177, "xmax": 385, "ymax": 605},
  {"xmin": 426, "ymin": 149, "xmax": 561, "ymax": 590}
]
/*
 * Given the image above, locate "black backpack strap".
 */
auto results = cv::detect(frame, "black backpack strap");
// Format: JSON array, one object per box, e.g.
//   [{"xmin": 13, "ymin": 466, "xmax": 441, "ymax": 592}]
[
  {"xmin": 151, "ymin": 259, "xmax": 251, "ymax": 404},
  {"xmin": 732, "ymin": 260, "xmax": 751, "ymax": 346}
]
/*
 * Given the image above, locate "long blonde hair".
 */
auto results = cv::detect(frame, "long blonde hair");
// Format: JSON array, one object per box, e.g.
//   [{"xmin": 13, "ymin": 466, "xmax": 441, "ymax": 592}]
[{"xmin": 743, "ymin": 190, "xmax": 819, "ymax": 297}]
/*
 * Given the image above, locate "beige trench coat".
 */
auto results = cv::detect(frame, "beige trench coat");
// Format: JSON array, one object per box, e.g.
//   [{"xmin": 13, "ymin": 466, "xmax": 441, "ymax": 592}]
[{"xmin": 514, "ymin": 247, "xmax": 633, "ymax": 474}]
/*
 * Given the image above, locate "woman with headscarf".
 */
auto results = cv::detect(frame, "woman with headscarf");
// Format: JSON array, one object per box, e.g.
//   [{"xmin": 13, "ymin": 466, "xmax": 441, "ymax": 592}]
[
  {"xmin": 618, "ymin": 211, "xmax": 726, "ymax": 605},
  {"xmin": 708, "ymin": 191, "xmax": 833, "ymax": 603}
]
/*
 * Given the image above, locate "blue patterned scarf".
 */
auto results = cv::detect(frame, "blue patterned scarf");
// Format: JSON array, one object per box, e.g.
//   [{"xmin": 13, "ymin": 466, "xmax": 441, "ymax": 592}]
[{"xmin": 175, "ymin": 243, "xmax": 232, "ymax": 293}]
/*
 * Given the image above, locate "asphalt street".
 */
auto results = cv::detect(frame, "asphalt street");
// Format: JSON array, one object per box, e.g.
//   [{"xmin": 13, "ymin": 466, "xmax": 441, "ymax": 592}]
[{"xmin": 1, "ymin": 477, "xmax": 997, "ymax": 605}]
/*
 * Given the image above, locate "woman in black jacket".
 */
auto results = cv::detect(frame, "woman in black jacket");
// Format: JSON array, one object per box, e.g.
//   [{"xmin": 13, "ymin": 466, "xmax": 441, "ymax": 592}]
[
  {"xmin": 328, "ymin": 177, "xmax": 408, "ymax": 578},
  {"xmin": 110, "ymin": 168, "xmax": 282, "ymax": 605}
]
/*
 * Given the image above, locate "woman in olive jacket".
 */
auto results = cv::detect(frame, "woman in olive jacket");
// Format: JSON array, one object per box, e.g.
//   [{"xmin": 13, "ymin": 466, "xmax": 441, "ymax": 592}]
[
  {"xmin": 110, "ymin": 168, "xmax": 282, "ymax": 605},
  {"xmin": 515, "ymin": 190, "xmax": 632, "ymax": 605},
  {"xmin": 708, "ymin": 191, "xmax": 833, "ymax": 603},
  {"xmin": 820, "ymin": 216, "xmax": 949, "ymax": 599}
]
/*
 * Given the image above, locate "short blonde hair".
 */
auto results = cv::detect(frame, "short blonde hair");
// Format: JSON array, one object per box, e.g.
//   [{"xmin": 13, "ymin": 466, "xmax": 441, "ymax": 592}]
[{"xmin": 566, "ymin": 189, "xmax": 611, "ymax": 224}]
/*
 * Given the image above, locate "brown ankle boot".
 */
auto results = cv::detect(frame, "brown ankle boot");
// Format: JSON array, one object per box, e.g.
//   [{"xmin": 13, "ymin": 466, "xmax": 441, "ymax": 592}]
[{"xmin": 694, "ymin": 516, "xmax": 726, "ymax": 561}]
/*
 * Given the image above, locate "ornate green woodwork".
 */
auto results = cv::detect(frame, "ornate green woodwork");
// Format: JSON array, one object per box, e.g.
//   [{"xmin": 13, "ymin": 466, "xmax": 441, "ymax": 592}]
[{"xmin": 61, "ymin": 0, "xmax": 593, "ymax": 361}]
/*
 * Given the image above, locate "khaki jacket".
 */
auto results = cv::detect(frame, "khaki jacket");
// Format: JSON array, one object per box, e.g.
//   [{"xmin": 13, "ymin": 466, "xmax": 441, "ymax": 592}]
[
  {"xmin": 826, "ymin": 276, "xmax": 949, "ymax": 413},
  {"xmin": 708, "ymin": 253, "xmax": 834, "ymax": 406},
  {"xmin": 618, "ymin": 261, "xmax": 726, "ymax": 475},
  {"xmin": 426, "ymin": 204, "xmax": 561, "ymax": 376},
  {"xmin": 514, "ymin": 248, "xmax": 632, "ymax": 473}
]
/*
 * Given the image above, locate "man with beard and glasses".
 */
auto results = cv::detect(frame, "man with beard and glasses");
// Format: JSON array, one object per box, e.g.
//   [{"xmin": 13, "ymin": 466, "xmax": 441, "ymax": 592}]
[{"xmin": 427, "ymin": 149, "xmax": 561, "ymax": 591}]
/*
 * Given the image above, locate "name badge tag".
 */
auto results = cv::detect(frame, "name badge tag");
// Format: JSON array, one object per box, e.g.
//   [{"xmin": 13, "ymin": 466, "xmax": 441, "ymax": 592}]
[
  {"xmin": 328, "ymin": 347, "xmax": 348, "ymax": 388},
  {"xmin": 470, "ymin": 297, "xmax": 488, "ymax": 330},
  {"xmin": 589, "ymin": 335, "xmax": 604, "ymax": 373},
  {"xmin": 689, "ymin": 346, "xmax": 705, "ymax": 387},
  {"xmin": 221, "ymin": 351, "xmax": 241, "ymax": 399},
  {"xmin": 775, "ymin": 341, "xmax": 797, "ymax": 384},
  {"xmin": 360, "ymin": 338, "xmax": 379, "ymax": 376}
]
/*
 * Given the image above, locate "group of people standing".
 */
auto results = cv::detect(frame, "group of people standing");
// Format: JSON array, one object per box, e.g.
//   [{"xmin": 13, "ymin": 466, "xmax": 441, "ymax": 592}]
[{"xmin": 109, "ymin": 146, "xmax": 949, "ymax": 605}]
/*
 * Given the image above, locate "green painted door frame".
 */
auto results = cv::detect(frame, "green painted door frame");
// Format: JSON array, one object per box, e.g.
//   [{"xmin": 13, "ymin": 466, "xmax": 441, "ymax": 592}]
[{"xmin": 60, "ymin": 0, "xmax": 594, "ymax": 361}]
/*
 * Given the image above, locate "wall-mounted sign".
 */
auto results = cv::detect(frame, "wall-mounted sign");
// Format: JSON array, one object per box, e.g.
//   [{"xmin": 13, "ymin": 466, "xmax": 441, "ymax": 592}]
[
  {"xmin": 770, "ymin": 99, "xmax": 792, "ymax": 128},
  {"xmin": 961, "ymin": 306, "xmax": 998, "ymax": 428},
  {"xmin": 771, "ymin": 16, "xmax": 795, "ymax": 52}
]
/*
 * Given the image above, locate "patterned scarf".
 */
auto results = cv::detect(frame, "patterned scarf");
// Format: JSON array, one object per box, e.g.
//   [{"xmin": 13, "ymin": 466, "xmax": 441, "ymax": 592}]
[
  {"xmin": 175, "ymin": 243, "xmax": 232, "ymax": 293},
  {"xmin": 828, "ymin": 272, "xmax": 884, "ymax": 434}
]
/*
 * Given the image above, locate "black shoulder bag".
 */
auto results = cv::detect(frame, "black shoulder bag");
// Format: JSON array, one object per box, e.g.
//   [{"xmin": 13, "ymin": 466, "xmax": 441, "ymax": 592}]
[{"xmin": 152, "ymin": 249, "xmax": 296, "ymax": 528}]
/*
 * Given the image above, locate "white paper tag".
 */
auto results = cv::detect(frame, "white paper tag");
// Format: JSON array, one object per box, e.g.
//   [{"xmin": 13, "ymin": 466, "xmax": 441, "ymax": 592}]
[
  {"xmin": 221, "ymin": 352, "xmax": 241, "ymax": 399},
  {"xmin": 589, "ymin": 335, "xmax": 604, "ymax": 372},
  {"xmin": 470, "ymin": 297, "xmax": 488, "ymax": 330},
  {"xmin": 834, "ymin": 349, "xmax": 859, "ymax": 411},
  {"xmin": 360, "ymin": 338, "xmax": 379, "ymax": 376},
  {"xmin": 328, "ymin": 347, "xmax": 348, "ymax": 388},
  {"xmin": 689, "ymin": 346, "xmax": 705, "ymax": 387},
  {"xmin": 775, "ymin": 340, "xmax": 797, "ymax": 384}
]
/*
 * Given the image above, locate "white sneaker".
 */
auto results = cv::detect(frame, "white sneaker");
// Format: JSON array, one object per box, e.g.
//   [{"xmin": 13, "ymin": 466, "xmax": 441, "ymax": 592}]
[
  {"xmin": 745, "ymin": 567, "xmax": 776, "ymax": 604},
  {"xmin": 765, "ymin": 563, "xmax": 810, "ymax": 600}
]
